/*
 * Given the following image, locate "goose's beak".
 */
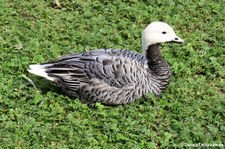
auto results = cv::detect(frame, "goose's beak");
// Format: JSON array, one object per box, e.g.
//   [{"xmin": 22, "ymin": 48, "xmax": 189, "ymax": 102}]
[{"xmin": 171, "ymin": 36, "xmax": 184, "ymax": 44}]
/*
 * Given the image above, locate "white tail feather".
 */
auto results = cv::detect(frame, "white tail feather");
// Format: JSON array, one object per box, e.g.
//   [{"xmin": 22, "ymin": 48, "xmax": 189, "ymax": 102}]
[{"xmin": 28, "ymin": 64, "xmax": 55, "ymax": 81}]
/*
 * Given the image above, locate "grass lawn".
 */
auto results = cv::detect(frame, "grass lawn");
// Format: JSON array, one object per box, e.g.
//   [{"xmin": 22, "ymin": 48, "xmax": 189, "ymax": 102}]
[{"xmin": 0, "ymin": 0, "xmax": 224, "ymax": 148}]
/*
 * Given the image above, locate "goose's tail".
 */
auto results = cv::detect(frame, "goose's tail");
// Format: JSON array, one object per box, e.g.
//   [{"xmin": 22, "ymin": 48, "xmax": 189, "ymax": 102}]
[{"xmin": 28, "ymin": 64, "xmax": 55, "ymax": 81}]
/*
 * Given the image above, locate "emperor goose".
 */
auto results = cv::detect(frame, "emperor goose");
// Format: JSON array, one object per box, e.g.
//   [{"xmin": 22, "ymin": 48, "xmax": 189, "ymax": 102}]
[{"xmin": 28, "ymin": 22, "xmax": 184, "ymax": 105}]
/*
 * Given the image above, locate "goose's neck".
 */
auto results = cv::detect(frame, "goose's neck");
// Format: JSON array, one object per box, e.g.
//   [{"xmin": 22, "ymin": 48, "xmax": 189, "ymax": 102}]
[
  {"xmin": 145, "ymin": 43, "xmax": 172, "ymax": 96},
  {"xmin": 146, "ymin": 44, "xmax": 165, "ymax": 66}
]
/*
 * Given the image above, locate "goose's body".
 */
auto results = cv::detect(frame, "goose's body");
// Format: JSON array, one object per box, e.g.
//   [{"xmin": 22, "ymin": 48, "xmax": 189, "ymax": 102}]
[{"xmin": 28, "ymin": 22, "xmax": 184, "ymax": 105}]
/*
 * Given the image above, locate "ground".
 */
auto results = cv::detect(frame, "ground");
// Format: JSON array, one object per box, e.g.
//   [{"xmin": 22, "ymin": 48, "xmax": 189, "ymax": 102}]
[{"xmin": 0, "ymin": 0, "xmax": 224, "ymax": 148}]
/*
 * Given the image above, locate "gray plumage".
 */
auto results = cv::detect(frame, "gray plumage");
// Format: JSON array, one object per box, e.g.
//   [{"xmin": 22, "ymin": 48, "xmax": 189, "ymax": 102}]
[{"xmin": 28, "ymin": 22, "xmax": 184, "ymax": 105}]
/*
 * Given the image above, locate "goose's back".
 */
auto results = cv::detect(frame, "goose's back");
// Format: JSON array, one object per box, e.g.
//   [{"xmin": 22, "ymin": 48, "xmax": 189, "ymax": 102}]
[{"xmin": 44, "ymin": 49, "xmax": 151, "ymax": 104}]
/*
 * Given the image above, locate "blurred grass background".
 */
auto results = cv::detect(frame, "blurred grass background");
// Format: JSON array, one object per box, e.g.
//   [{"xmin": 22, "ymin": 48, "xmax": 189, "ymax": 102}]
[{"xmin": 0, "ymin": 0, "xmax": 224, "ymax": 148}]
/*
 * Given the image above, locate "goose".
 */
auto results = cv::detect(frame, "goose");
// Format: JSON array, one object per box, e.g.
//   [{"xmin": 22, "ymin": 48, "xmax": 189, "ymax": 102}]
[{"xmin": 28, "ymin": 22, "xmax": 184, "ymax": 105}]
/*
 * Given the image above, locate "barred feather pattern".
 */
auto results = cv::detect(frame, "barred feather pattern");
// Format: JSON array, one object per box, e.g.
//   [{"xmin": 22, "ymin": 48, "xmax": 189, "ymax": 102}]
[{"xmin": 37, "ymin": 45, "xmax": 172, "ymax": 105}]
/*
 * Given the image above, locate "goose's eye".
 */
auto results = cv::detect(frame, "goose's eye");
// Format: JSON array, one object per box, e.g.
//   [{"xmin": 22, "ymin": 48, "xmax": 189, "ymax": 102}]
[{"xmin": 162, "ymin": 31, "xmax": 167, "ymax": 34}]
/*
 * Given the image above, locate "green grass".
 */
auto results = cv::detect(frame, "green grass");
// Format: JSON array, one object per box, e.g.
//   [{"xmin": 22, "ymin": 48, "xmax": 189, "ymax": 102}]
[{"xmin": 0, "ymin": 0, "xmax": 224, "ymax": 148}]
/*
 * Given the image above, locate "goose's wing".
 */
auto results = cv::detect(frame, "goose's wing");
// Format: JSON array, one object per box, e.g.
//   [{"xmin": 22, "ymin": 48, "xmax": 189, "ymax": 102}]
[{"xmin": 40, "ymin": 49, "xmax": 146, "ymax": 90}]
